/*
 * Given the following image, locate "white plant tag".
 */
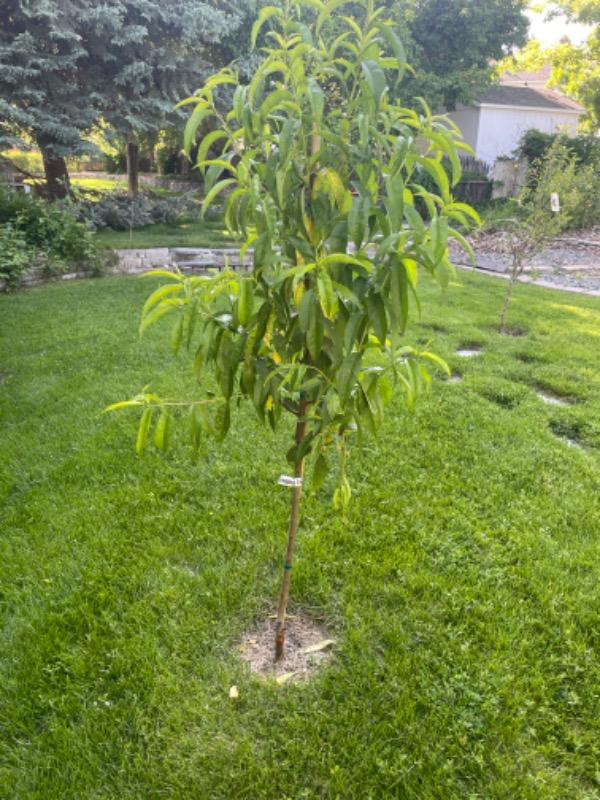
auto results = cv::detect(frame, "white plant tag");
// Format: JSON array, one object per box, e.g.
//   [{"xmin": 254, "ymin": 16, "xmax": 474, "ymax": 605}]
[
  {"xmin": 278, "ymin": 475, "xmax": 303, "ymax": 488},
  {"xmin": 551, "ymin": 192, "xmax": 560, "ymax": 213}
]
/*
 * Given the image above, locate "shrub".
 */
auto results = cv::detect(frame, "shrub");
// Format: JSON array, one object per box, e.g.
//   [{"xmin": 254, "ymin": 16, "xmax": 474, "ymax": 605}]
[
  {"xmin": 0, "ymin": 224, "xmax": 33, "ymax": 289},
  {"xmin": 522, "ymin": 139, "xmax": 600, "ymax": 231},
  {"xmin": 520, "ymin": 129, "xmax": 600, "ymax": 169},
  {"xmin": 0, "ymin": 182, "xmax": 105, "ymax": 288},
  {"xmin": 71, "ymin": 191, "xmax": 198, "ymax": 231}
]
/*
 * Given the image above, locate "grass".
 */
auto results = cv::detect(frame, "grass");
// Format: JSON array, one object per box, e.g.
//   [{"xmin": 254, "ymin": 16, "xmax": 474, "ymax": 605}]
[
  {"xmin": 70, "ymin": 177, "xmax": 127, "ymax": 194},
  {"xmin": 1, "ymin": 270, "xmax": 600, "ymax": 799},
  {"xmin": 71, "ymin": 177, "xmax": 187, "ymax": 199},
  {"xmin": 93, "ymin": 217, "xmax": 236, "ymax": 250},
  {"xmin": 478, "ymin": 198, "xmax": 528, "ymax": 231}
]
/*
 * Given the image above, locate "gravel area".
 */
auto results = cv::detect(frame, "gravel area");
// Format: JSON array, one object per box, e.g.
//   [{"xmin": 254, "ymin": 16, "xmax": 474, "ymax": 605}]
[{"xmin": 450, "ymin": 228, "xmax": 600, "ymax": 295}]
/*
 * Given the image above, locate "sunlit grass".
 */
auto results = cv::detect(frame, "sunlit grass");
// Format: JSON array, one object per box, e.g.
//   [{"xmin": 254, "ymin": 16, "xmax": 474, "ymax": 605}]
[
  {"xmin": 93, "ymin": 217, "xmax": 237, "ymax": 250},
  {"xmin": 1, "ymin": 271, "xmax": 599, "ymax": 798}
]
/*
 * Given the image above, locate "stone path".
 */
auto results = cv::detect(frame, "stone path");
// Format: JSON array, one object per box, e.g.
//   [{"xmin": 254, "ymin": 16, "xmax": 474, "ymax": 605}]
[
  {"xmin": 114, "ymin": 246, "xmax": 251, "ymax": 275},
  {"xmin": 114, "ymin": 237, "xmax": 600, "ymax": 298}
]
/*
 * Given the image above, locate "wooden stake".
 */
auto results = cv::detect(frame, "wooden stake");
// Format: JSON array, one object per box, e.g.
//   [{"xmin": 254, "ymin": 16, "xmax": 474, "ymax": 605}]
[{"xmin": 275, "ymin": 400, "xmax": 308, "ymax": 661}]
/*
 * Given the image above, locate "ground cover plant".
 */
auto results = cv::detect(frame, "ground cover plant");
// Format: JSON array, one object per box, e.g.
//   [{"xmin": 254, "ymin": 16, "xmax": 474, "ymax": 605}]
[
  {"xmin": 1, "ymin": 272, "xmax": 600, "ymax": 798},
  {"xmin": 111, "ymin": 0, "xmax": 477, "ymax": 658}
]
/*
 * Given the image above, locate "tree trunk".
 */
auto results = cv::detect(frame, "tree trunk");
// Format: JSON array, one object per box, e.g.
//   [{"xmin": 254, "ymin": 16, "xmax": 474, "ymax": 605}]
[
  {"xmin": 275, "ymin": 399, "xmax": 308, "ymax": 661},
  {"xmin": 499, "ymin": 275, "xmax": 515, "ymax": 333},
  {"xmin": 126, "ymin": 139, "xmax": 139, "ymax": 196},
  {"xmin": 38, "ymin": 141, "xmax": 71, "ymax": 200}
]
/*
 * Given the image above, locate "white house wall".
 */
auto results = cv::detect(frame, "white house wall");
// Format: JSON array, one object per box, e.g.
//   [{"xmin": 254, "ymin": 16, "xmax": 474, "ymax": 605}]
[
  {"xmin": 474, "ymin": 106, "xmax": 580, "ymax": 163},
  {"xmin": 447, "ymin": 107, "xmax": 480, "ymax": 155}
]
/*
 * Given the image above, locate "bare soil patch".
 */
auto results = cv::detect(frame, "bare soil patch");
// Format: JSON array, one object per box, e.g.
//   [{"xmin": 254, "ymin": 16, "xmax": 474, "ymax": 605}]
[
  {"xmin": 238, "ymin": 612, "xmax": 335, "ymax": 682},
  {"xmin": 456, "ymin": 345, "xmax": 483, "ymax": 358},
  {"xmin": 499, "ymin": 326, "xmax": 527, "ymax": 338},
  {"xmin": 536, "ymin": 389, "xmax": 575, "ymax": 408}
]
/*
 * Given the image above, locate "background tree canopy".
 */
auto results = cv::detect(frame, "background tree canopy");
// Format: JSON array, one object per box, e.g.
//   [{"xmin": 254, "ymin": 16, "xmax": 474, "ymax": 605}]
[
  {"xmin": 395, "ymin": 0, "xmax": 529, "ymax": 110},
  {"xmin": 0, "ymin": 0, "xmax": 530, "ymax": 198},
  {"xmin": 503, "ymin": 0, "xmax": 600, "ymax": 131},
  {"xmin": 0, "ymin": 0, "xmax": 251, "ymax": 198}
]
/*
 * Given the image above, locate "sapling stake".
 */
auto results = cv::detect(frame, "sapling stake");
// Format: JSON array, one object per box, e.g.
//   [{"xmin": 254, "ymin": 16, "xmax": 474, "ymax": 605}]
[
  {"xmin": 275, "ymin": 399, "xmax": 308, "ymax": 660},
  {"xmin": 107, "ymin": 0, "xmax": 480, "ymax": 666}
]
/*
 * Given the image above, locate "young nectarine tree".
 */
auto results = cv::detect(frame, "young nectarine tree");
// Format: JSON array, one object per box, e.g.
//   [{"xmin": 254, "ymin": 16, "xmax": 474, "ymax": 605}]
[{"xmin": 108, "ymin": 0, "xmax": 478, "ymax": 659}]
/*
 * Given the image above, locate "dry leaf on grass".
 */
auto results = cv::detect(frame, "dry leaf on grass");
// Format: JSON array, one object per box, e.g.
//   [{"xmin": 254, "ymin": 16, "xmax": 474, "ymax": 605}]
[
  {"xmin": 276, "ymin": 672, "xmax": 297, "ymax": 684},
  {"xmin": 302, "ymin": 639, "xmax": 336, "ymax": 654}
]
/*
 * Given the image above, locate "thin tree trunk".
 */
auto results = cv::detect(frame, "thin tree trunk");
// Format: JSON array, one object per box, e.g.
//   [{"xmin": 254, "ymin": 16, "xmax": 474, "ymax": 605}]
[
  {"xmin": 499, "ymin": 275, "xmax": 515, "ymax": 333},
  {"xmin": 38, "ymin": 141, "xmax": 71, "ymax": 200},
  {"xmin": 275, "ymin": 399, "xmax": 308, "ymax": 661},
  {"xmin": 126, "ymin": 139, "xmax": 139, "ymax": 196}
]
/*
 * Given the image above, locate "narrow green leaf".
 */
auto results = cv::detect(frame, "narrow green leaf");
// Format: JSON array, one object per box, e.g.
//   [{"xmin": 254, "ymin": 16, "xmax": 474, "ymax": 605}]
[
  {"xmin": 307, "ymin": 77, "xmax": 325, "ymax": 122},
  {"xmin": 140, "ymin": 302, "xmax": 177, "ymax": 336},
  {"xmin": 142, "ymin": 283, "xmax": 183, "ymax": 316},
  {"xmin": 251, "ymin": 6, "xmax": 283, "ymax": 49},
  {"xmin": 237, "ymin": 277, "xmax": 253, "ymax": 326},
  {"xmin": 385, "ymin": 173, "xmax": 404, "ymax": 232},
  {"xmin": 336, "ymin": 352, "xmax": 361, "ymax": 404},
  {"xmin": 153, "ymin": 410, "xmax": 171, "ymax": 451},
  {"xmin": 367, "ymin": 292, "xmax": 387, "ymax": 345},
  {"xmin": 104, "ymin": 399, "xmax": 143, "ymax": 413},
  {"xmin": 136, "ymin": 407, "xmax": 152, "ymax": 455},
  {"xmin": 201, "ymin": 178, "xmax": 237, "ymax": 218},
  {"xmin": 307, "ymin": 304, "xmax": 324, "ymax": 361},
  {"xmin": 183, "ymin": 105, "xmax": 212, "ymax": 158},
  {"xmin": 348, "ymin": 195, "xmax": 370, "ymax": 251},
  {"xmin": 420, "ymin": 351, "xmax": 450, "ymax": 375},
  {"xmin": 312, "ymin": 452, "xmax": 328, "ymax": 492},
  {"xmin": 171, "ymin": 314, "xmax": 184, "ymax": 354},
  {"xmin": 317, "ymin": 271, "xmax": 338, "ymax": 319},
  {"xmin": 196, "ymin": 129, "xmax": 229, "ymax": 167}
]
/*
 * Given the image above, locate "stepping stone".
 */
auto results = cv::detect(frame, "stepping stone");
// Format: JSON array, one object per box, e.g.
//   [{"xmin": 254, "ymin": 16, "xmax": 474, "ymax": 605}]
[
  {"xmin": 563, "ymin": 437, "xmax": 584, "ymax": 450},
  {"xmin": 536, "ymin": 390, "xmax": 572, "ymax": 407},
  {"xmin": 456, "ymin": 347, "xmax": 483, "ymax": 358}
]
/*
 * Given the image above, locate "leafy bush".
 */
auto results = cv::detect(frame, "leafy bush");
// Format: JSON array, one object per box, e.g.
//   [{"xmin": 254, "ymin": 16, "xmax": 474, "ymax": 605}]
[
  {"xmin": 522, "ymin": 139, "xmax": 600, "ymax": 230},
  {"xmin": 0, "ymin": 183, "xmax": 105, "ymax": 288},
  {"xmin": 72, "ymin": 191, "xmax": 198, "ymax": 231},
  {"xmin": 520, "ymin": 129, "xmax": 600, "ymax": 170},
  {"xmin": 0, "ymin": 224, "xmax": 33, "ymax": 288}
]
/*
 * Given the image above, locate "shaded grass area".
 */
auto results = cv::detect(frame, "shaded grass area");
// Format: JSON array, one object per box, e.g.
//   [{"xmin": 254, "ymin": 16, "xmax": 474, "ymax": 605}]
[
  {"xmin": 93, "ymin": 217, "xmax": 236, "ymax": 250},
  {"xmin": 1, "ymin": 272, "xmax": 600, "ymax": 799}
]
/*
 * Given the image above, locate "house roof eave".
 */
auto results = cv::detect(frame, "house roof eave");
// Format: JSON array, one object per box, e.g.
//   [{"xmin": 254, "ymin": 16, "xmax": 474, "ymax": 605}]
[{"xmin": 474, "ymin": 102, "xmax": 582, "ymax": 115}]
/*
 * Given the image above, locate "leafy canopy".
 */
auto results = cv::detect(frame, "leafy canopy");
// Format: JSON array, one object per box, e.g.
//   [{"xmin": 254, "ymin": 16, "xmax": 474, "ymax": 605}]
[
  {"xmin": 502, "ymin": 2, "xmax": 600, "ymax": 129},
  {"xmin": 395, "ymin": 0, "xmax": 529, "ymax": 110},
  {"xmin": 110, "ymin": 0, "xmax": 479, "ymax": 503}
]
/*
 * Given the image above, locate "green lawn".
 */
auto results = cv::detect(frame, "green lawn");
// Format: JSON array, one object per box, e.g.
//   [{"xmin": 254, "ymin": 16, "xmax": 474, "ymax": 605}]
[
  {"xmin": 93, "ymin": 217, "xmax": 236, "ymax": 250},
  {"xmin": 71, "ymin": 177, "xmax": 127, "ymax": 193},
  {"xmin": 1, "ymin": 271, "xmax": 600, "ymax": 799}
]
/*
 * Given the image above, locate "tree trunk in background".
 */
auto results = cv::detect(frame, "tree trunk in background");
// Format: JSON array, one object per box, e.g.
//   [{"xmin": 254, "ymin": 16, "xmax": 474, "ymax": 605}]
[
  {"xmin": 38, "ymin": 140, "xmax": 71, "ymax": 200},
  {"xmin": 126, "ymin": 139, "xmax": 139, "ymax": 196}
]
